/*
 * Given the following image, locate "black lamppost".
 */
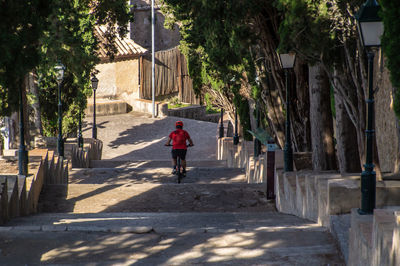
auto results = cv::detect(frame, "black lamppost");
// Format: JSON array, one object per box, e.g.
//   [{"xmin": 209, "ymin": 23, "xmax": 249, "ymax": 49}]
[
  {"xmin": 55, "ymin": 62, "xmax": 65, "ymax": 157},
  {"xmin": 91, "ymin": 75, "xmax": 99, "ymax": 139},
  {"xmin": 355, "ymin": 0, "xmax": 383, "ymax": 215},
  {"xmin": 77, "ymin": 111, "xmax": 83, "ymax": 148},
  {"xmin": 233, "ymin": 107, "xmax": 239, "ymax": 145},
  {"xmin": 18, "ymin": 82, "xmax": 28, "ymax": 176},
  {"xmin": 254, "ymin": 103, "xmax": 261, "ymax": 157},
  {"xmin": 278, "ymin": 52, "xmax": 296, "ymax": 172},
  {"xmin": 219, "ymin": 108, "xmax": 224, "ymax": 138}
]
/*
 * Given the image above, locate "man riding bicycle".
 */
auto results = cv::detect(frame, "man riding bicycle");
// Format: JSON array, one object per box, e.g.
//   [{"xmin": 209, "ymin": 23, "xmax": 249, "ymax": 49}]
[{"xmin": 165, "ymin": 121, "xmax": 194, "ymax": 176}]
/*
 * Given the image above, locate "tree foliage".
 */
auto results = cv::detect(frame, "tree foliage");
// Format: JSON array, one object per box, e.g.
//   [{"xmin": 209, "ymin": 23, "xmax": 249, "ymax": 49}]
[
  {"xmin": 381, "ymin": 0, "xmax": 400, "ymax": 119},
  {"xmin": 0, "ymin": 0, "xmax": 52, "ymax": 115},
  {"xmin": 162, "ymin": 0, "xmax": 263, "ymax": 138},
  {"xmin": 0, "ymin": 0, "xmax": 133, "ymax": 136}
]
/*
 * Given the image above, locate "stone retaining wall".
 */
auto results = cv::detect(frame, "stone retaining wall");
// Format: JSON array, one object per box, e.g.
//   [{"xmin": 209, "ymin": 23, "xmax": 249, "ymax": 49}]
[
  {"xmin": 130, "ymin": 98, "xmax": 168, "ymax": 117},
  {"xmin": 86, "ymin": 99, "xmax": 128, "ymax": 116},
  {"xmin": 69, "ymin": 138, "xmax": 103, "ymax": 168},
  {"xmin": 217, "ymin": 136, "xmax": 400, "ymax": 264},
  {"xmin": 0, "ymin": 149, "xmax": 67, "ymax": 225},
  {"xmin": 348, "ymin": 208, "xmax": 400, "ymax": 266},
  {"xmin": 0, "ymin": 139, "xmax": 103, "ymax": 225}
]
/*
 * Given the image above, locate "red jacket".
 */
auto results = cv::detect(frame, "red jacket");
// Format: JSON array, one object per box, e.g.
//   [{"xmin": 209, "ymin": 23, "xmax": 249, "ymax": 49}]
[{"xmin": 169, "ymin": 129, "xmax": 191, "ymax": 149}]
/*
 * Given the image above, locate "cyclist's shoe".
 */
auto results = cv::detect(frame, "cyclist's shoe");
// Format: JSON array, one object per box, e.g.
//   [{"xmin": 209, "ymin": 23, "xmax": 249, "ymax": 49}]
[
  {"xmin": 182, "ymin": 169, "xmax": 186, "ymax": 177},
  {"xmin": 172, "ymin": 167, "xmax": 177, "ymax": 175}
]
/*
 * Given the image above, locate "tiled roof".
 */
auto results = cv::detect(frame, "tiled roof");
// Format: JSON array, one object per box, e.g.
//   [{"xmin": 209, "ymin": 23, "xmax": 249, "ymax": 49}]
[{"xmin": 95, "ymin": 26, "xmax": 147, "ymax": 62}]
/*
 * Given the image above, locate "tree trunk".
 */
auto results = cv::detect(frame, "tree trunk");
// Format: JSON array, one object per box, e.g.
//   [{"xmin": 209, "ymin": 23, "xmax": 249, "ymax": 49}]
[
  {"xmin": 22, "ymin": 76, "xmax": 31, "ymax": 149},
  {"xmin": 28, "ymin": 72, "xmax": 43, "ymax": 136},
  {"xmin": 248, "ymin": 98, "xmax": 257, "ymax": 133},
  {"xmin": 309, "ymin": 64, "xmax": 337, "ymax": 170},
  {"xmin": 334, "ymin": 89, "xmax": 362, "ymax": 173}
]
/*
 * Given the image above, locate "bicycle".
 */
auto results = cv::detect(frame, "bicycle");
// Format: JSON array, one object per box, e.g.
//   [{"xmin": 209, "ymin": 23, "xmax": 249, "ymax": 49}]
[{"xmin": 165, "ymin": 144, "xmax": 193, "ymax": 183}]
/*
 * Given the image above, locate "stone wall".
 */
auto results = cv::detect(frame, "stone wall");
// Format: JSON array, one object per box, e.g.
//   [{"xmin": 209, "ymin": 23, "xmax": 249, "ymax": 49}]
[
  {"xmin": 348, "ymin": 208, "xmax": 400, "ymax": 266},
  {"xmin": 0, "ymin": 139, "xmax": 103, "ymax": 225},
  {"xmin": 375, "ymin": 55, "xmax": 399, "ymax": 173},
  {"xmin": 130, "ymin": 0, "xmax": 180, "ymax": 51},
  {"xmin": 168, "ymin": 105, "xmax": 220, "ymax": 123},
  {"xmin": 95, "ymin": 58, "xmax": 140, "ymax": 99},
  {"xmin": 0, "ymin": 149, "xmax": 68, "ymax": 224},
  {"xmin": 95, "ymin": 62, "xmax": 117, "ymax": 98},
  {"xmin": 217, "ymin": 136, "xmax": 400, "ymax": 264}
]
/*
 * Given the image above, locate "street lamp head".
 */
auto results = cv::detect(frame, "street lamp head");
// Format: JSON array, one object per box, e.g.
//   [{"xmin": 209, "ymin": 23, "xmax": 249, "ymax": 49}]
[
  {"xmin": 54, "ymin": 62, "xmax": 65, "ymax": 83},
  {"xmin": 278, "ymin": 52, "xmax": 296, "ymax": 69},
  {"xmin": 91, "ymin": 75, "xmax": 99, "ymax": 91},
  {"xmin": 355, "ymin": 0, "xmax": 383, "ymax": 48}
]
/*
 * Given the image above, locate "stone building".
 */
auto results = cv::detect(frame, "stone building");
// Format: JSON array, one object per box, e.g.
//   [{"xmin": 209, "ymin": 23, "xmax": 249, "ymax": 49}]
[{"xmin": 93, "ymin": 0, "xmax": 181, "ymax": 103}]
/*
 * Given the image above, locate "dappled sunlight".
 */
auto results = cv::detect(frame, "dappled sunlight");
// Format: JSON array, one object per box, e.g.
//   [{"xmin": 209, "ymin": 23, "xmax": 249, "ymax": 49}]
[
  {"xmin": 261, "ymin": 240, "xmax": 284, "ymax": 248},
  {"xmin": 128, "ymin": 136, "xmax": 167, "ymax": 149},
  {"xmin": 254, "ymin": 224, "xmax": 323, "ymax": 231},
  {"xmin": 166, "ymin": 231, "xmax": 268, "ymax": 265},
  {"xmin": 54, "ymin": 217, "xmax": 143, "ymax": 225},
  {"xmin": 40, "ymin": 233, "xmax": 161, "ymax": 263},
  {"xmin": 65, "ymin": 184, "xmax": 161, "ymax": 213}
]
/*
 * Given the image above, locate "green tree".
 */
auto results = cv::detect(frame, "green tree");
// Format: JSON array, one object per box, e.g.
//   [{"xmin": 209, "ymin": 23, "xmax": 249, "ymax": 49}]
[
  {"xmin": 162, "ymin": 0, "xmax": 264, "ymax": 141},
  {"xmin": 0, "ymin": 0, "xmax": 134, "ymax": 137},
  {"xmin": 381, "ymin": 0, "xmax": 400, "ymax": 119}
]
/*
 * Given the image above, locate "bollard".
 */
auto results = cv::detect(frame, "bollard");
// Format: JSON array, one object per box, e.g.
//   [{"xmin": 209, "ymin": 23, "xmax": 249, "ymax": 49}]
[{"xmin": 266, "ymin": 139, "xmax": 275, "ymax": 200}]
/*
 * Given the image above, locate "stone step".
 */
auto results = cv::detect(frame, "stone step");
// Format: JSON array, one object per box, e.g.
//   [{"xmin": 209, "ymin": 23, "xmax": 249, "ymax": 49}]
[
  {"xmin": 69, "ymin": 167, "xmax": 246, "ymax": 184},
  {"xmin": 0, "ymin": 212, "xmax": 344, "ymax": 265},
  {"xmin": 90, "ymin": 159, "xmax": 228, "ymax": 168},
  {"xmin": 85, "ymin": 99, "xmax": 129, "ymax": 117},
  {"xmin": 38, "ymin": 183, "xmax": 271, "ymax": 213},
  {"xmin": 6, "ymin": 212, "xmax": 326, "ymax": 232}
]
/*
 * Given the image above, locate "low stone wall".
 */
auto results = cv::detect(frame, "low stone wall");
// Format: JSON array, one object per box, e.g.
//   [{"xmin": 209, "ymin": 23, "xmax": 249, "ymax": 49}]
[
  {"xmin": 86, "ymin": 99, "xmax": 128, "ymax": 116},
  {"xmin": 217, "ymin": 136, "xmax": 400, "ymax": 264},
  {"xmin": 348, "ymin": 208, "xmax": 400, "ymax": 266},
  {"xmin": 68, "ymin": 138, "xmax": 103, "ymax": 168},
  {"xmin": 0, "ymin": 138, "xmax": 103, "ymax": 225},
  {"xmin": 217, "ymin": 137, "xmax": 283, "ymax": 184},
  {"xmin": 168, "ymin": 105, "xmax": 206, "ymax": 120},
  {"xmin": 0, "ymin": 149, "xmax": 67, "ymax": 225},
  {"xmin": 130, "ymin": 98, "xmax": 168, "ymax": 117}
]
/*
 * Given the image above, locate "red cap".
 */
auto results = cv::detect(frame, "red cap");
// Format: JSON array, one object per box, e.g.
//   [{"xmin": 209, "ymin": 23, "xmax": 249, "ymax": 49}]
[{"xmin": 176, "ymin": 121, "xmax": 183, "ymax": 127}]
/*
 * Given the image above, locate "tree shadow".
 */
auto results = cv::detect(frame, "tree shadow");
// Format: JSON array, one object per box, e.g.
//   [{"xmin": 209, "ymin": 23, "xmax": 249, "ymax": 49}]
[
  {"xmin": 97, "ymin": 116, "xmax": 217, "ymax": 160},
  {"xmin": 82, "ymin": 120, "xmax": 109, "ymax": 133}
]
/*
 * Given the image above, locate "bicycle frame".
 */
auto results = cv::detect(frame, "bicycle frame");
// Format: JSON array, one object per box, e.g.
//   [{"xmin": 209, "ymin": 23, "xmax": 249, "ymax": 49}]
[
  {"xmin": 165, "ymin": 144, "xmax": 192, "ymax": 183},
  {"xmin": 176, "ymin": 156, "xmax": 182, "ymax": 183}
]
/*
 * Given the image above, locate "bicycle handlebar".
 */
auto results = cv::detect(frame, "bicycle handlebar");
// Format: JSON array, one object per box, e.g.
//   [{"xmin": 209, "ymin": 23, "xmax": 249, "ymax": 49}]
[{"xmin": 165, "ymin": 144, "xmax": 194, "ymax": 147}]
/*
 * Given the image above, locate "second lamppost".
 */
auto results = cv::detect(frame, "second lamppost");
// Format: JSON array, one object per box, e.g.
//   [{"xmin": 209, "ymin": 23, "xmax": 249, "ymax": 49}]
[
  {"xmin": 233, "ymin": 107, "xmax": 239, "ymax": 145},
  {"xmin": 219, "ymin": 108, "xmax": 224, "ymax": 138},
  {"xmin": 55, "ymin": 62, "xmax": 65, "ymax": 157},
  {"xmin": 77, "ymin": 110, "xmax": 83, "ymax": 148},
  {"xmin": 91, "ymin": 75, "xmax": 99, "ymax": 139},
  {"xmin": 278, "ymin": 52, "xmax": 296, "ymax": 172},
  {"xmin": 355, "ymin": 0, "xmax": 383, "ymax": 215}
]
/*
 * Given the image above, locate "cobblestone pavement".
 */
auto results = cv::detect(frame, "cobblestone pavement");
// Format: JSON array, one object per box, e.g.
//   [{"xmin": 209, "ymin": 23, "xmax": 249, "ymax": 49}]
[{"xmin": 83, "ymin": 112, "xmax": 218, "ymax": 160}]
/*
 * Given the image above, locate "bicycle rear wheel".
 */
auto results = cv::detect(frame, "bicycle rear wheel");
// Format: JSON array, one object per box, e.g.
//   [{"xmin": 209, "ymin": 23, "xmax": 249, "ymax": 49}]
[{"xmin": 177, "ymin": 157, "xmax": 182, "ymax": 183}]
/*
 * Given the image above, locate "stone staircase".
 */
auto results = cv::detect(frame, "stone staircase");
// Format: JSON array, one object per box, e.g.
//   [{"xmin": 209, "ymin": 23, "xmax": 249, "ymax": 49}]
[
  {"xmin": 37, "ymin": 159, "xmax": 272, "ymax": 213},
  {"xmin": 2, "ymin": 158, "xmax": 345, "ymax": 265}
]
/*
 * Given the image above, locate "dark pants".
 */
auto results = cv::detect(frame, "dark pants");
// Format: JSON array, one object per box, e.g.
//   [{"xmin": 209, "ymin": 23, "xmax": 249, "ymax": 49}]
[{"xmin": 171, "ymin": 149, "xmax": 187, "ymax": 160}]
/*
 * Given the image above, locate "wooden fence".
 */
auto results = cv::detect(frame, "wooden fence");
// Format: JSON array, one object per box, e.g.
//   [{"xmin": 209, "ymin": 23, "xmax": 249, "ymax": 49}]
[{"xmin": 140, "ymin": 47, "xmax": 200, "ymax": 104}]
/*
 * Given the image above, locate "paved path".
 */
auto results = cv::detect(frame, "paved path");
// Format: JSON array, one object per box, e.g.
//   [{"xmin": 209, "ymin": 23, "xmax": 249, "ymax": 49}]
[
  {"xmin": 0, "ymin": 112, "xmax": 344, "ymax": 265},
  {"xmin": 83, "ymin": 112, "xmax": 218, "ymax": 160}
]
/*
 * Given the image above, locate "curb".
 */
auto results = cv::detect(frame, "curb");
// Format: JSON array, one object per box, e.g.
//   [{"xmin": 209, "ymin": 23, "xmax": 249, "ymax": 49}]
[{"xmin": 0, "ymin": 225, "xmax": 153, "ymax": 234}]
